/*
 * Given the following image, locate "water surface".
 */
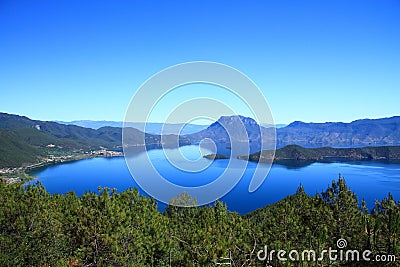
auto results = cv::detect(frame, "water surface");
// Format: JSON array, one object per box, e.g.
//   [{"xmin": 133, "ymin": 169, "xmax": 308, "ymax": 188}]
[{"xmin": 29, "ymin": 146, "xmax": 400, "ymax": 214}]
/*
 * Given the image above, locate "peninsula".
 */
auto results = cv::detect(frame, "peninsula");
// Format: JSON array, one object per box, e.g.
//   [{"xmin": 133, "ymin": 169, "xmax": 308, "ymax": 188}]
[{"xmin": 238, "ymin": 145, "xmax": 400, "ymax": 163}]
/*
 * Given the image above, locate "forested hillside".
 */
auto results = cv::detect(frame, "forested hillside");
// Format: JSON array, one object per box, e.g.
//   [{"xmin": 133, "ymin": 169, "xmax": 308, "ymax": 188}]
[
  {"xmin": 0, "ymin": 177, "xmax": 398, "ymax": 266},
  {"xmin": 0, "ymin": 128, "xmax": 42, "ymax": 167},
  {"xmin": 241, "ymin": 145, "xmax": 400, "ymax": 164},
  {"xmin": 2, "ymin": 112, "xmax": 400, "ymax": 168},
  {"xmin": 0, "ymin": 113, "xmax": 187, "ymax": 168}
]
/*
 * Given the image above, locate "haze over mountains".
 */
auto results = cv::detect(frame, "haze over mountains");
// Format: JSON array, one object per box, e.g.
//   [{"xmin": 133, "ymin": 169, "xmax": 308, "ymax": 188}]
[
  {"xmin": 57, "ymin": 120, "xmax": 208, "ymax": 135},
  {"xmin": 58, "ymin": 116, "xmax": 400, "ymax": 149},
  {"xmin": 57, "ymin": 120, "xmax": 287, "ymax": 133},
  {"xmin": 1, "ymin": 112, "xmax": 400, "ymax": 168}
]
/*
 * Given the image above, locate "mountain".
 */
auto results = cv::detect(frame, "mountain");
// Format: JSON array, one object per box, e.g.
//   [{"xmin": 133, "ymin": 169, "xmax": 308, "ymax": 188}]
[
  {"xmin": 26, "ymin": 115, "xmax": 400, "ymax": 150},
  {"xmin": 276, "ymin": 116, "xmax": 400, "ymax": 148},
  {"xmin": 57, "ymin": 120, "xmax": 207, "ymax": 135},
  {"xmin": 184, "ymin": 115, "xmax": 276, "ymax": 155},
  {"xmin": 185, "ymin": 115, "xmax": 400, "ymax": 153},
  {"xmin": 2, "ymin": 112, "xmax": 400, "ymax": 168},
  {"xmin": 0, "ymin": 113, "xmax": 182, "ymax": 168},
  {"xmin": 56, "ymin": 120, "xmax": 123, "ymax": 129},
  {"xmin": 186, "ymin": 115, "xmax": 262, "ymax": 143},
  {"xmin": 0, "ymin": 113, "xmax": 125, "ymax": 150}
]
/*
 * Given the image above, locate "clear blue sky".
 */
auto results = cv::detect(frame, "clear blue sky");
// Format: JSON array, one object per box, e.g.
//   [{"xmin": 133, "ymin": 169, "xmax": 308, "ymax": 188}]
[{"xmin": 0, "ymin": 0, "xmax": 399, "ymax": 124}]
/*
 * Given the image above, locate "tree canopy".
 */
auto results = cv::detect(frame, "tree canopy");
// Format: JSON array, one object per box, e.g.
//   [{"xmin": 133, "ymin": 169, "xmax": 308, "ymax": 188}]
[{"xmin": 0, "ymin": 177, "xmax": 399, "ymax": 266}]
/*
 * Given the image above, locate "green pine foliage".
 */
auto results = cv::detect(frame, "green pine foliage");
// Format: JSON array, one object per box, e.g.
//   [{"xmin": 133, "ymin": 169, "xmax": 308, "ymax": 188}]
[{"xmin": 0, "ymin": 177, "xmax": 399, "ymax": 266}]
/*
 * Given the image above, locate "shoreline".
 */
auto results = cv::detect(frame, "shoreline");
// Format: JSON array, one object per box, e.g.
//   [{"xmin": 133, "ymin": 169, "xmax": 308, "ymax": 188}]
[{"xmin": 1, "ymin": 152, "xmax": 124, "ymax": 185}]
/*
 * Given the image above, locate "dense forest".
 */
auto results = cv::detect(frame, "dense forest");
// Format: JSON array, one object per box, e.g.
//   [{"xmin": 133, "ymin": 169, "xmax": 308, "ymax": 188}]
[{"xmin": 0, "ymin": 177, "xmax": 399, "ymax": 267}]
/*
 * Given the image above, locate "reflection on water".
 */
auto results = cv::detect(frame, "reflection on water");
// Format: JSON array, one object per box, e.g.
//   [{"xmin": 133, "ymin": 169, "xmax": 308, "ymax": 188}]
[{"xmin": 29, "ymin": 146, "xmax": 400, "ymax": 214}]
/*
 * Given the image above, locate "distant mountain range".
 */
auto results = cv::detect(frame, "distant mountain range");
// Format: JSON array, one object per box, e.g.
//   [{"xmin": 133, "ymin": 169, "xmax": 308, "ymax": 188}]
[
  {"xmin": 0, "ymin": 113, "xmax": 185, "ymax": 168},
  {"xmin": 277, "ymin": 116, "xmax": 400, "ymax": 148},
  {"xmin": 56, "ymin": 120, "xmax": 208, "ymax": 135},
  {"xmin": 185, "ymin": 115, "xmax": 400, "ymax": 150},
  {"xmin": 1, "ymin": 112, "xmax": 400, "ymax": 168},
  {"xmin": 57, "ymin": 120, "xmax": 286, "ymax": 133}
]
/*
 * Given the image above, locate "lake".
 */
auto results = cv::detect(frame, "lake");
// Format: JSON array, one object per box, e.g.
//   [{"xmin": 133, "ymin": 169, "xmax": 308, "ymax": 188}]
[{"xmin": 28, "ymin": 145, "xmax": 400, "ymax": 214}]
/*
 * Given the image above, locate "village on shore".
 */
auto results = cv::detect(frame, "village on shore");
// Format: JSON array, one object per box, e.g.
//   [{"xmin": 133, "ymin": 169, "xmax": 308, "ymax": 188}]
[{"xmin": 0, "ymin": 148, "xmax": 123, "ymax": 185}]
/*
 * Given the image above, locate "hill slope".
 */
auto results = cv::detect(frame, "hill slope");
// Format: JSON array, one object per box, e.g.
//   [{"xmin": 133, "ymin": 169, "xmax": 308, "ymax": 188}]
[
  {"xmin": 0, "ymin": 113, "xmax": 122, "ymax": 150},
  {"xmin": 2, "ymin": 113, "xmax": 400, "ymax": 167},
  {"xmin": 0, "ymin": 129, "xmax": 41, "ymax": 168},
  {"xmin": 0, "ymin": 113, "xmax": 172, "ymax": 168}
]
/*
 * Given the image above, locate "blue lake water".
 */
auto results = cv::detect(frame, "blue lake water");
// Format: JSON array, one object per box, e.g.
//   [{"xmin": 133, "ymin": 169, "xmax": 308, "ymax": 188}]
[{"xmin": 29, "ymin": 146, "xmax": 400, "ymax": 214}]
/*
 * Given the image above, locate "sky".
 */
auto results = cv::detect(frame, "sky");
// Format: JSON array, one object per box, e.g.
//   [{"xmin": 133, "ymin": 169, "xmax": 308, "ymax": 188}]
[{"xmin": 0, "ymin": 0, "xmax": 399, "ymax": 124}]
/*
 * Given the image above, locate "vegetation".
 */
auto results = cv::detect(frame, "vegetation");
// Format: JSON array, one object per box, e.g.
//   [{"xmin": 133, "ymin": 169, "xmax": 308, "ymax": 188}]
[
  {"xmin": 0, "ymin": 177, "xmax": 399, "ymax": 266},
  {"xmin": 2, "ymin": 112, "xmax": 400, "ymax": 168},
  {"xmin": 203, "ymin": 153, "xmax": 230, "ymax": 160},
  {"xmin": 240, "ymin": 144, "xmax": 400, "ymax": 163},
  {"xmin": 0, "ymin": 128, "xmax": 42, "ymax": 168},
  {"xmin": 0, "ymin": 113, "xmax": 120, "ymax": 168},
  {"xmin": 0, "ymin": 113, "xmax": 188, "ymax": 168}
]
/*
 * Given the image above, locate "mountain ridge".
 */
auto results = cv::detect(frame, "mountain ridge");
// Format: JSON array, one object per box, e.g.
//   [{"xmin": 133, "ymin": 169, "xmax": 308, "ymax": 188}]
[
  {"xmin": 185, "ymin": 114, "xmax": 400, "ymax": 150},
  {"xmin": 0, "ymin": 112, "xmax": 176, "ymax": 168},
  {"xmin": 57, "ymin": 120, "xmax": 208, "ymax": 135},
  {"xmin": 1, "ymin": 112, "xmax": 400, "ymax": 168},
  {"xmin": 278, "ymin": 116, "xmax": 400, "ymax": 148}
]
